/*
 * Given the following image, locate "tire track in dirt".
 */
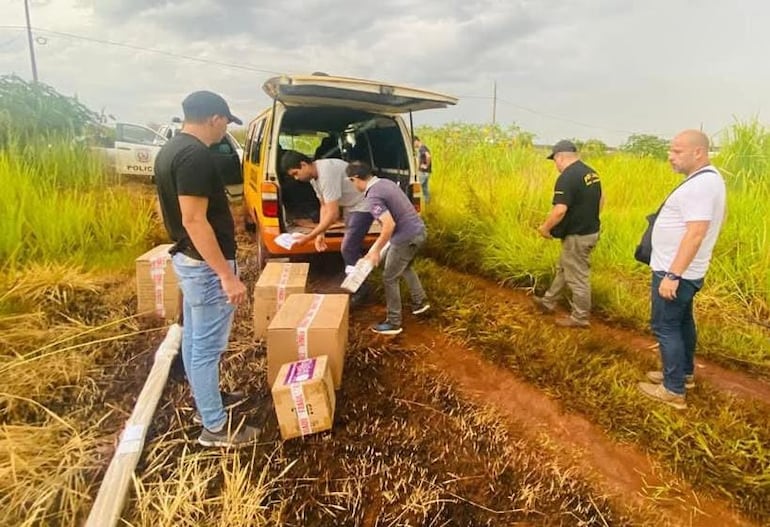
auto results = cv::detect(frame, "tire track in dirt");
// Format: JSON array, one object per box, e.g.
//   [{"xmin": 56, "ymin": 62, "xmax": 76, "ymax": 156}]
[
  {"xmin": 357, "ymin": 310, "xmax": 757, "ymax": 527},
  {"xmin": 295, "ymin": 255, "xmax": 764, "ymax": 525},
  {"xmin": 438, "ymin": 267, "xmax": 770, "ymax": 406}
]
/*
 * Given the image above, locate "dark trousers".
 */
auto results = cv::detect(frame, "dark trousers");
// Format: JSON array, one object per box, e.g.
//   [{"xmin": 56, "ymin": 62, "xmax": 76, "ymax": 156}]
[
  {"xmin": 650, "ymin": 271, "xmax": 704, "ymax": 395},
  {"xmin": 383, "ymin": 231, "xmax": 427, "ymax": 326}
]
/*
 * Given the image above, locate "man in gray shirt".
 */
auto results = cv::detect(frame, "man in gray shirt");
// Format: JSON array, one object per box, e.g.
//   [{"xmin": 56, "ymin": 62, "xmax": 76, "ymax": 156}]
[
  {"xmin": 346, "ymin": 161, "xmax": 430, "ymax": 335},
  {"xmin": 281, "ymin": 151, "xmax": 373, "ymax": 304}
]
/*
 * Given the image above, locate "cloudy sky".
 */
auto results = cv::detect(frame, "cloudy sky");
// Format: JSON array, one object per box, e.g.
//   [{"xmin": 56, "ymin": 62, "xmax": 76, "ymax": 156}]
[{"xmin": 0, "ymin": 0, "xmax": 766, "ymax": 145}]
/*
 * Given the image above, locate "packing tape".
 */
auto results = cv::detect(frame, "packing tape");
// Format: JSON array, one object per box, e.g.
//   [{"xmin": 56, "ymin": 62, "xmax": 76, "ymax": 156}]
[
  {"xmin": 289, "ymin": 382, "xmax": 313, "ymax": 436},
  {"xmin": 295, "ymin": 294, "xmax": 324, "ymax": 360},
  {"xmin": 276, "ymin": 263, "xmax": 292, "ymax": 310},
  {"xmin": 116, "ymin": 424, "xmax": 145, "ymax": 455},
  {"xmin": 149, "ymin": 253, "xmax": 169, "ymax": 317}
]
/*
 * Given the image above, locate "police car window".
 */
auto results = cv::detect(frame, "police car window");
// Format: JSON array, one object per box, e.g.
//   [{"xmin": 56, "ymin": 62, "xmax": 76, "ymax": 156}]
[{"xmin": 119, "ymin": 124, "xmax": 160, "ymax": 145}]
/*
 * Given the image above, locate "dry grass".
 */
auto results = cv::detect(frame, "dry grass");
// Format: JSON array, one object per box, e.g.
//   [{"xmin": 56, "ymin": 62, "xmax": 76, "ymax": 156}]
[
  {"xmin": 0, "ymin": 397, "xmax": 101, "ymax": 527},
  {"xmin": 110, "ymin": 317, "xmax": 629, "ymax": 526},
  {"xmin": 1, "ymin": 258, "xmax": 631, "ymax": 526}
]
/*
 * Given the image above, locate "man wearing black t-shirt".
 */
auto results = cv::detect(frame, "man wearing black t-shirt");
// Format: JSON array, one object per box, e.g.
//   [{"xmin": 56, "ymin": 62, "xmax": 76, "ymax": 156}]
[
  {"xmin": 533, "ymin": 140, "xmax": 603, "ymax": 328},
  {"xmin": 155, "ymin": 90, "xmax": 258, "ymax": 448}
]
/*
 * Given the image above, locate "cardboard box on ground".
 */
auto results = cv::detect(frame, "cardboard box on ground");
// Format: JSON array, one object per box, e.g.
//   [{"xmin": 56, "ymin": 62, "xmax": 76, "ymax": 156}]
[
  {"xmin": 136, "ymin": 244, "xmax": 181, "ymax": 320},
  {"xmin": 253, "ymin": 262, "xmax": 310, "ymax": 340},
  {"xmin": 267, "ymin": 294, "xmax": 349, "ymax": 389},
  {"xmin": 272, "ymin": 355, "xmax": 335, "ymax": 440}
]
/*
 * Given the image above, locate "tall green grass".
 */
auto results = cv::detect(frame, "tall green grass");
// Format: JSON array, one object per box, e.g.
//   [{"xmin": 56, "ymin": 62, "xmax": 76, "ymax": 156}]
[
  {"xmin": 422, "ymin": 122, "xmax": 770, "ymax": 374},
  {"xmin": 0, "ymin": 140, "xmax": 156, "ymax": 272}
]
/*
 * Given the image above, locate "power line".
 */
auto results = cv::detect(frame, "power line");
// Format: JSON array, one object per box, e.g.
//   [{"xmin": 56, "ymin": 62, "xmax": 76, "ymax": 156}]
[
  {"xmin": 496, "ymin": 96, "xmax": 637, "ymax": 135},
  {"xmin": 0, "ymin": 34, "xmax": 22, "ymax": 48},
  {"xmin": 0, "ymin": 25, "xmax": 281, "ymax": 75},
  {"xmin": 0, "ymin": 25, "xmax": 656, "ymax": 137},
  {"xmin": 456, "ymin": 92, "xmax": 637, "ymax": 135}
]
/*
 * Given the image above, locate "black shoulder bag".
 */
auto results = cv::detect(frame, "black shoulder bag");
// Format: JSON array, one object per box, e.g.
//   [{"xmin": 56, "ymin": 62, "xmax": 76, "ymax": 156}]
[{"xmin": 634, "ymin": 168, "xmax": 715, "ymax": 265}]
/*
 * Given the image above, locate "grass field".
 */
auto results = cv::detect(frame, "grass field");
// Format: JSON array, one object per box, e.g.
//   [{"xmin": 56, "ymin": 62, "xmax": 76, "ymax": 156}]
[
  {"xmin": 419, "ymin": 122, "xmax": 770, "ymax": 376},
  {"xmin": 2, "ymin": 121, "xmax": 769, "ymax": 525}
]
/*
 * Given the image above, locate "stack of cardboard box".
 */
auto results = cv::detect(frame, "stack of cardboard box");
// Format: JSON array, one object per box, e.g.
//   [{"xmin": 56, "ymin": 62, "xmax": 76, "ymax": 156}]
[
  {"xmin": 267, "ymin": 293, "xmax": 349, "ymax": 440},
  {"xmin": 135, "ymin": 244, "xmax": 347, "ymax": 441}
]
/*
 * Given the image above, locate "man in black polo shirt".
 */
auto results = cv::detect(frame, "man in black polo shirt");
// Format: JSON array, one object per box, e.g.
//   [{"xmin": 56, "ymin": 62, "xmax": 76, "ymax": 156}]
[
  {"xmin": 533, "ymin": 140, "xmax": 603, "ymax": 328},
  {"xmin": 155, "ymin": 90, "xmax": 258, "ymax": 448}
]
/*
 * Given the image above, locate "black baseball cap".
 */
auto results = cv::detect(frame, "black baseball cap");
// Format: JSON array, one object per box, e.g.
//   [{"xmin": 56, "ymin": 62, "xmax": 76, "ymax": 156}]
[
  {"xmin": 182, "ymin": 90, "xmax": 242, "ymax": 125},
  {"xmin": 547, "ymin": 139, "xmax": 577, "ymax": 159}
]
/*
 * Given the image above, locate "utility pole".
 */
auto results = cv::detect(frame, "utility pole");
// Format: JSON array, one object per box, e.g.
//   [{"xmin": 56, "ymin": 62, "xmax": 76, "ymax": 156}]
[
  {"xmin": 24, "ymin": 0, "xmax": 39, "ymax": 82},
  {"xmin": 492, "ymin": 80, "xmax": 497, "ymax": 125}
]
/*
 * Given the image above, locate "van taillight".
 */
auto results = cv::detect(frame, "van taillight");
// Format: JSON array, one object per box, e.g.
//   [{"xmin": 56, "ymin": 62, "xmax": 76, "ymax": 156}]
[
  {"xmin": 411, "ymin": 183, "xmax": 422, "ymax": 213},
  {"xmin": 261, "ymin": 182, "xmax": 279, "ymax": 218}
]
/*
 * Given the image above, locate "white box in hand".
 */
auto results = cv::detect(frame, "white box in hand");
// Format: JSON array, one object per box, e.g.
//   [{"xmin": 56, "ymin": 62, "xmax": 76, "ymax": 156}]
[{"xmin": 340, "ymin": 242, "xmax": 390, "ymax": 293}]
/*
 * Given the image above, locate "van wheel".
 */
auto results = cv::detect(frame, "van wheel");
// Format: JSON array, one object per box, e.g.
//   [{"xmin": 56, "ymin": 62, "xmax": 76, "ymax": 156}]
[
  {"xmin": 243, "ymin": 204, "xmax": 256, "ymax": 233},
  {"xmin": 255, "ymin": 228, "xmax": 269, "ymax": 271}
]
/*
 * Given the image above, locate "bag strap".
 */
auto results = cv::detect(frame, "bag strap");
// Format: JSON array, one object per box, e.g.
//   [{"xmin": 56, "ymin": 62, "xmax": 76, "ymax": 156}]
[{"xmin": 654, "ymin": 167, "xmax": 716, "ymax": 215}]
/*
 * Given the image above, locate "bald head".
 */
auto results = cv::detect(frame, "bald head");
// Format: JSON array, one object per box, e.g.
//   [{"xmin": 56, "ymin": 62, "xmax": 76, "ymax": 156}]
[
  {"xmin": 668, "ymin": 129, "xmax": 711, "ymax": 176},
  {"xmin": 676, "ymin": 129, "xmax": 710, "ymax": 150}
]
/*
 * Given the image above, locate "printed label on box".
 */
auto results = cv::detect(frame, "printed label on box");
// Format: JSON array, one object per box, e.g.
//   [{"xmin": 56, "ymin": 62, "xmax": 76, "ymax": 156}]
[{"xmin": 284, "ymin": 358, "xmax": 317, "ymax": 384}]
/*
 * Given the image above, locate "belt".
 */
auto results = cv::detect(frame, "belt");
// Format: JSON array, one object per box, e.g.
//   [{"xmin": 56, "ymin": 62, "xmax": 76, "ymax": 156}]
[{"xmin": 170, "ymin": 244, "xmax": 203, "ymax": 261}]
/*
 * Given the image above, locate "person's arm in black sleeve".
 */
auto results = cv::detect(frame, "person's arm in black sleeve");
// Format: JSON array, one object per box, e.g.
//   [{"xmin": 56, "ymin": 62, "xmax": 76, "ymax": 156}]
[{"xmin": 537, "ymin": 173, "xmax": 573, "ymax": 238}]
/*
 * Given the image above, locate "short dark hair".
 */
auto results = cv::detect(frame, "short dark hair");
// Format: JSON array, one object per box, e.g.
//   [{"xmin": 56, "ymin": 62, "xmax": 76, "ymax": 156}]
[
  {"xmin": 413, "ymin": 135, "xmax": 421, "ymax": 142},
  {"xmin": 280, "ymin": 150, "xmax": 312, "ymax": 173},
  {"xmin": 346, "ymin": 161, "xmax": 373, "ymax": 180}
]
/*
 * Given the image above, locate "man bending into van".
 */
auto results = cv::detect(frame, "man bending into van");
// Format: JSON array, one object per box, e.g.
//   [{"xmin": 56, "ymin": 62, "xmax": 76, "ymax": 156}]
[
  {"xmin": 346, "ymin": 161, "xmax": 430, "ymax": 335},
  {"xmin": 281, "ymin": 151, "xmax": 372, "ymax": 305}
]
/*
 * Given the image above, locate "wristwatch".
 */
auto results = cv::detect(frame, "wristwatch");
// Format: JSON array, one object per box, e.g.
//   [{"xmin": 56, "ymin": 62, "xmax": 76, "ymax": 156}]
[{"xmin": 664, "ymin": 272, "xmax": 681, "ymax": 281}]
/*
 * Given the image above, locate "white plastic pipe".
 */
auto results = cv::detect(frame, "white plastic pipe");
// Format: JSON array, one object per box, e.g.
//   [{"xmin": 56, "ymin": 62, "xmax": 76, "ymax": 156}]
[{"xmin": 85, "ymin": 323, "xmax": 182, "ymax": 527}]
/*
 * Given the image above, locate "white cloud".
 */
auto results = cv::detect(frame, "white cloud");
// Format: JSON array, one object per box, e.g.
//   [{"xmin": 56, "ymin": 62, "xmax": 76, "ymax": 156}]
[{"xmin": 1, "ymin": 0, "xmax": 768, "ymax": 145}]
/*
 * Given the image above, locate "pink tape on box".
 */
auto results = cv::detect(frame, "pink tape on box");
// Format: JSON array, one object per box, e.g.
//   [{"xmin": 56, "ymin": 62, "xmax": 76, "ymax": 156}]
[
  {"xmin": 285, "ymin": 358, "xmax": 317, "ymax": 436},
  {"xmin": 295, "ymin": 294, "xmax": 324, "ymax": 360},
  {"xmin": 276, "ymin": 263, "xmax": 292, "ymax": 310},
  {"xmin": 149, "ymin": 254, "xmax": 169, "ymax": 317}
]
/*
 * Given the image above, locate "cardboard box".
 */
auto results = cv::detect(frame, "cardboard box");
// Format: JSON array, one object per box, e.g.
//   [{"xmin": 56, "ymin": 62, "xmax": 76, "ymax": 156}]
[
  {"xmin": 271, "ymin": 355, "xmax": 335, "ymax": 440},
  {"xmin": 136, "ymin": 244, "xmax": 180, "ymax": 320},
  {"xmin": 253, "ymin": 262, "xmax": 310, "ymax": 340},
  {"xmin": 267, "ymin": 294, "xmax": 349, "ymax": 389}
]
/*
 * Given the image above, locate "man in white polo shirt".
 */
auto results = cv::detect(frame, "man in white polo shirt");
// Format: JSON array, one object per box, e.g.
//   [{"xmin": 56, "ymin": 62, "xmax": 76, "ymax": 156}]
[{"xmin": 637, "ymin": 129, "xmax": 726, "ymax": 410}]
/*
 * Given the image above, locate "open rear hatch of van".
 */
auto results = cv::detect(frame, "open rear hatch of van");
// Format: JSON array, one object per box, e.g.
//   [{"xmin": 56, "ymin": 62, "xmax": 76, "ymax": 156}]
[{"xmin": 263, "ymin": 74, "xmax": 458, "ymax": 113}]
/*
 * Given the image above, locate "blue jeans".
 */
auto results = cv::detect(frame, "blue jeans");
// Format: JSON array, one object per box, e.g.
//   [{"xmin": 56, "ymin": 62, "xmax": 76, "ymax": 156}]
[
  {"xmin": 383, "ymin": 231, "xmax": 427, "ymax": 326},
  {"xmin": 172, "ymin": 253, "xmax": 235, "ymax": 431},
  {"xmin": 650, "ymin": 271, "xmax": 703, "ymax": 395},
  {"xmin": 341, "ymin": 211, "xmax": 374, "ymax": 268},
  {"xmin": 419, "ymin": 171, "xmax": 431, "ymax": 204}
]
